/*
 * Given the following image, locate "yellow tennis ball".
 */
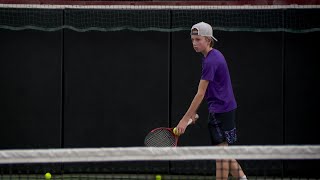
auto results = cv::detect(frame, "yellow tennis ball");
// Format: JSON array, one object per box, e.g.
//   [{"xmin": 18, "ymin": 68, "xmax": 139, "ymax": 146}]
[
  {"xmin": 44, "ymin": 172, "xmax": 51, "ymax": 179},
  {"xmin": 155, "ymin": 174, "xmax": 162, "ymax": 180},
  {"xmin": 173, "ymin": 127, "xmax": 179, "ymax": 136}
]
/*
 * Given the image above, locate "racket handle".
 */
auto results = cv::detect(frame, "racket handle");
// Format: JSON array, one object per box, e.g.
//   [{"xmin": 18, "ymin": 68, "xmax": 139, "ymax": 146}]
[
  {"xmin": 187, "ymin": 114, "xmax": 199, "ymax": 125},
  {"xmin": 187, "ymin": 119, "xmax": 192, "ymax": 125}
]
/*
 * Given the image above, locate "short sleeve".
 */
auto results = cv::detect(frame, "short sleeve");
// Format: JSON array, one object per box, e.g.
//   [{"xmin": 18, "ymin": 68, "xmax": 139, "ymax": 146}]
[{"xmin": 201, "ymin": 61, "xmax": 215, "ymax": 81}]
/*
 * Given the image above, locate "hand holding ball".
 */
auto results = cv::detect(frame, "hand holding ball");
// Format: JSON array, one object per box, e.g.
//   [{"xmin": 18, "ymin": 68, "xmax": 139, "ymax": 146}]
[{"xmin": 173, "ymin": 114, "xmax": 199, "ymax": 136}]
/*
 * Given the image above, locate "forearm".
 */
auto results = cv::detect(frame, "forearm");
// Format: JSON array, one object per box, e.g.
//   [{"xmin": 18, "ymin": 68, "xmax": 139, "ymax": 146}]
[
  {"xmin": 183, "ymin": 92, "xmax": 204, "ymax": 119},
  {"xmin": 176, "ymin": 80, "xmax": 208, "ymax": 134}
]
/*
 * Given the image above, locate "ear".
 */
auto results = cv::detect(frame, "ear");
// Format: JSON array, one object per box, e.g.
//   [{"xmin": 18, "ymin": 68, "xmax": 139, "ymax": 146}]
[{"xmin": 205, "ymin": 37, "xmax": 212, "ymax": 45}]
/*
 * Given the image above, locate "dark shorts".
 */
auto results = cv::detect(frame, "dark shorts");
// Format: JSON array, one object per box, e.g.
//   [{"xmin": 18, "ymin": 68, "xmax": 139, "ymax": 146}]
[{"xmin": 208, "ymin": 109, "xmax": 237, "ymax": 145}]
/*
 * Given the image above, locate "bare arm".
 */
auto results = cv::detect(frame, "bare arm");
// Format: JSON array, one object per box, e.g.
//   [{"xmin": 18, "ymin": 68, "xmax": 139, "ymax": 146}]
[{"xmin": 176, "ymin": 79, "xmax": 209, "ymax": 134}]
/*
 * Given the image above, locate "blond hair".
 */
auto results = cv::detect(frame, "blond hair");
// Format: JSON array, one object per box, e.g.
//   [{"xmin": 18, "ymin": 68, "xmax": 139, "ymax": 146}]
[{"xmin": 205, "ymin": 36, "xmax": 214, "ymax": 47}]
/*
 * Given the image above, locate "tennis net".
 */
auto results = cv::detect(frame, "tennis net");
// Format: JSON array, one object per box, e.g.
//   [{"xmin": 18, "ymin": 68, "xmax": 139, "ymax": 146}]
[
  {"xmin": 0, "ymin": 1, "xmax": 320, "ymax": 33},
  {"xmin": 0, "ymin": 145, "xmax": 319, "ymax": 179}
]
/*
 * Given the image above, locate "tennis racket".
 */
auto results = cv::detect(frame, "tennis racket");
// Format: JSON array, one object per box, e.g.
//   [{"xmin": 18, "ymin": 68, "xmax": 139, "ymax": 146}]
[{"xmin": 144, "ymin": 114, "xmax": 199, "ymax": 147}]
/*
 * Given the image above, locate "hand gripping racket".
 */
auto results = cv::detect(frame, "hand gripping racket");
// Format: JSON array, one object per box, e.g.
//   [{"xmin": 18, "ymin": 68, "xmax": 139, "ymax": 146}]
[{"xmin": 144, "ymin": 114, "xmax": 199, "ymax": 147}]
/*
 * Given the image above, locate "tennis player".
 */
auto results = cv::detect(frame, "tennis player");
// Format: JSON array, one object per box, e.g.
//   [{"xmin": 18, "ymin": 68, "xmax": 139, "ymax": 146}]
[{"xmin": 175, "ymin": 22, "xmax": 247, "ymax": 180}]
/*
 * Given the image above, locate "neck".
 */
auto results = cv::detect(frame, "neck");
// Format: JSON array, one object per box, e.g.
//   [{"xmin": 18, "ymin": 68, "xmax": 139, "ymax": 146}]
[{"xmin": 202, "ymin": 47, "xmax": 213, "ymax": 57}]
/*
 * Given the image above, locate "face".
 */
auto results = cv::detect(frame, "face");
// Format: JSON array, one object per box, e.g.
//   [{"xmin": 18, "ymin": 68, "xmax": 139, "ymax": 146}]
[{"xmin": 191, "ymin": 35, "xmax": 211, "ymax": 53}]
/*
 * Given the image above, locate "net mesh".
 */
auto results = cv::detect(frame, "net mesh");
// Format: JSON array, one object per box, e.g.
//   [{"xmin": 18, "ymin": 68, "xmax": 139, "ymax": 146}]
[
  {"xmin": 0, "ymin": 3, "xmax": 320, "ymax": 33},
  {"xmin": 0, "ymin": 145, "xmax": 319, "ymax": 179}
]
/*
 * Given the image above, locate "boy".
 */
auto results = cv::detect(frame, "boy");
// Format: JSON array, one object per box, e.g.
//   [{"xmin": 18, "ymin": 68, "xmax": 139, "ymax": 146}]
[{"xmin": 176, "ymin": 22, "xmax": 247, "ymax": 180}]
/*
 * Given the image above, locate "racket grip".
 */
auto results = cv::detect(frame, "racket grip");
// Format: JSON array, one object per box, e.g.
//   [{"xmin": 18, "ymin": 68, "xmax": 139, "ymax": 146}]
[
  {"xmin": 187, "ymin": 119, "xmax": 192, "ymax": 125},
  {"xmin": 187, "ymin": 114, "xmax": 199, "ymax": 125}
]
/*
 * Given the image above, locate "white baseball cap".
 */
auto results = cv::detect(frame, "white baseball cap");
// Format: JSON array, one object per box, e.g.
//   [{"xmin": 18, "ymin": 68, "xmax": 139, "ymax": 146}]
[{"xmin": 191, "ymin": 22, "xmax": 218, "ymax": 42}]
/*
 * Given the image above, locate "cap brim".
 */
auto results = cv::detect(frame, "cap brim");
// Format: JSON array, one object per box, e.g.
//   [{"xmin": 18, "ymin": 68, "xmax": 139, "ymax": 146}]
[{"xmin": 212, "ymin": 36, "xmax": 218, "ymax": 42}]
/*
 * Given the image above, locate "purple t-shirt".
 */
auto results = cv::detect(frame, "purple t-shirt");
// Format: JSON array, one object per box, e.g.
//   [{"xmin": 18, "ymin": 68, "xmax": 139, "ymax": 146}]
[{"xmin": 201, "ymin": 49, "xmax": 237, "ymax": 113}]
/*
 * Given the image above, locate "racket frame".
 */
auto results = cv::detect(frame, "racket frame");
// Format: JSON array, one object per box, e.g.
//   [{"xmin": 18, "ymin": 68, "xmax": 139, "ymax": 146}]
[{"xmin": 144, "ymin": 118, "xmax": 194, "ymax": 147}]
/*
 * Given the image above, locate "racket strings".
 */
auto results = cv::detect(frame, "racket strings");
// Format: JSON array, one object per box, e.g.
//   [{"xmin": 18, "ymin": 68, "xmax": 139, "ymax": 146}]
[{"xmin": 144, "ymin": 129, "xmax": 176, "ymax": 147}]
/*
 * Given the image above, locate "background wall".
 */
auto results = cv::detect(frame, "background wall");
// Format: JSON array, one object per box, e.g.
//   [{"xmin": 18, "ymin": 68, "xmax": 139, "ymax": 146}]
[
  {"xmin": 0, "ymin": 28, "xmax": 319, "ymax": 177},
  {"xmin": 1, "ymin": 30, "xmax": 319, "ymax": 148}
]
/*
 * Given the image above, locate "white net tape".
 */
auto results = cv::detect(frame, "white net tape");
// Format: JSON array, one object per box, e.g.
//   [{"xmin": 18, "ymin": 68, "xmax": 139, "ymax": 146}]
[
  {"xmin": 0, "ymin": 4, "xmax": 320, "ymax": 9},
  {"xmin": 1, "ymin": 145, "xmax": 320, "ymax": 164}
]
